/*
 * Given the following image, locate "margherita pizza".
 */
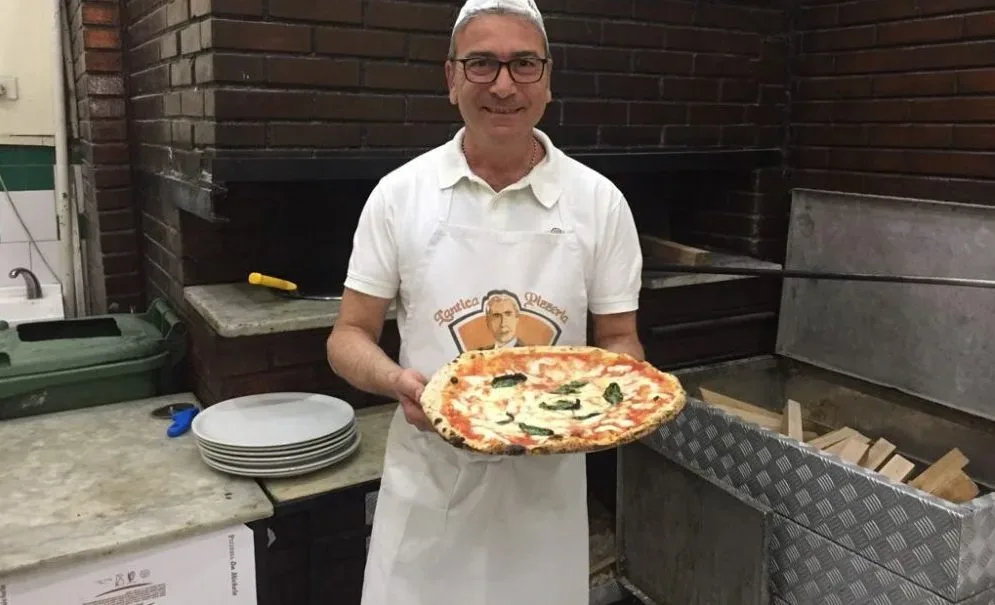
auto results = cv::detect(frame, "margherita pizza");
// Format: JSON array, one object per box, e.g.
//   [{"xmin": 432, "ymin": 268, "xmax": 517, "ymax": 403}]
[{"xmin": 420, "ymin": 345, "xmax": 687, "ymax": 455}]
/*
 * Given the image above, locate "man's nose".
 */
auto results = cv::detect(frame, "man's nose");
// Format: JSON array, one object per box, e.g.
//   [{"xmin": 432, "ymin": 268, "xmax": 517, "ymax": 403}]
[{"xmin": 489, "ymin": 65, "xmax": 517, "ymax": 97}]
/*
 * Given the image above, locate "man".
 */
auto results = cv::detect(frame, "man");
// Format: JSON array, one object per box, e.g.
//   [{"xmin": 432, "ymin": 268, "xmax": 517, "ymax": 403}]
[
  {"xmin": 482, "ymin": 291, "xmax": 522, "ymax": 348},
  {"xmin": 326, "ymin": 0, "xmax": 644, "ymax": 603}
]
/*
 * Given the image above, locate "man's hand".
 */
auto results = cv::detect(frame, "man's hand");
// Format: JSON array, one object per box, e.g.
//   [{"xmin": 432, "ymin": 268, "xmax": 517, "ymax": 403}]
[{"xmin": 392, "ymin": 368, "xmax": 433, "ymax": 431}]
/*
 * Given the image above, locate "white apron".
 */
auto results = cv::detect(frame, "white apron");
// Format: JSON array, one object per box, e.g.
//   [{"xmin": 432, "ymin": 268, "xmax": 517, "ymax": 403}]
[{"xmin": 360, "ymin": 184, "xmax": 591, "ymax": 605}]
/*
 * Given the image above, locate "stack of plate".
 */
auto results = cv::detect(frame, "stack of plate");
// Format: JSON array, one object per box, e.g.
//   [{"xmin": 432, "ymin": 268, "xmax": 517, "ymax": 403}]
[{"xmin": 191, "ymin": 392, "xmax": 361, "ymax": 478}]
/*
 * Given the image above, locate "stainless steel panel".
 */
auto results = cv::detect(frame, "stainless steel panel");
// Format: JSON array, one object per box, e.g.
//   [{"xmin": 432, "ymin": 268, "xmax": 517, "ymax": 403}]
[
  {"xmin": 776, "ymin": 188, "xmax": 995, "ymax": 422},
  {"xmin": 618, "ymin": 441, "xmax": 771, "ymax": 605},
  {"xmin": 640, "ymin": 396, "xmax": 995, "ymax": 601},
  {"xmin": 771, "ymin": 516, "xmax": 995, "ymax": 605}
]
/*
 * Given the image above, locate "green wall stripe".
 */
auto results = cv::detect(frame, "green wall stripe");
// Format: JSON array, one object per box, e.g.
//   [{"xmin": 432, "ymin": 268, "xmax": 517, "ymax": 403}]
[
  {"xmin": 0, "ymin": 145, "xmax": 55, "ymax": 166},
  {"xmin": 0, "ymin": 145, "xmax": 56, "ymax": 192}
]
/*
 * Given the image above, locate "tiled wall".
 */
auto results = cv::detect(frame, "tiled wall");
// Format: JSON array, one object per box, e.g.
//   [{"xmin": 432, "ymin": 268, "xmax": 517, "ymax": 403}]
[{"xmin": 0, "ymin": 145, "xmax": 63, "ymax": 285}]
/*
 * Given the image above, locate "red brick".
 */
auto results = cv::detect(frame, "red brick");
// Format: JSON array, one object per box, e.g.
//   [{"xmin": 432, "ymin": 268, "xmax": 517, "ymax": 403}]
[
  {"xmin": 872, "ymin": 72, "xmax": 956, "ymax": 97},
  {"xmin": 314, "ymin": 92, "xmax": 407, "ymax": 121},
  {"xmin": 867, "ymin": 125, "xmax": 952, "ymax": 148},
  {"xmin": 953, "ymin": 126, "xmax": 995, "ymax": 150},
  {"xmin": 565, "ymin": 46, "xmax": 632, "ymax": 72},
  {"xmin": 95, "ymin": 187, "xmax": 133, "ymax": 210},
  {"xmin": 563, "ymin": 100, "xmax": 627, "ymax": 124},
  {"xmin": 632, "ymin": 1, "xmax": 695, "ymax": 23},
  {"xmin": 365, "ymin": 123, "xmax": 453, "ymax": 147},
  {"xmin": 363, "ymin": 62, "xmax": 446, "ymax": 92},
  {"xmin": 268, "ymin": 0, "xmax": 362, "ymax": 23},
  {"xmin": 82, "ymin": 3, "xmax": 119, "ymax": 26},
  {"xmin": 190, "ymin": 0, "xmax": 263, "ymax": 16},
  {"xmin": 546, "ymin": 16, "xmax": 603, "ymax": 45},
  {"xmin": 877, "ymin": 15, "xmax": 964, "ymax": 46},
  {"xmin": 689, "ymin": 103, "xmax": 745, "ymax": 124},
  {"xmin": 266, "ymin": 122, "xmax": 363, "ymax": 147},
  {"xmin": 600, "ymin": 126, "xmax": 662, "ymax": 146},
  {"xmin": 407, "ymin": 96, "xmax": 458, "ymax": 122},
  {"xmin": 837, "ymin": 0, "xmax": 917, "ymax": 26},
  {"xmin": 314, "ymin": 26, "xmax": 406, "ymax": 57},
  {"xmin": 205, "ymin": 19, "xmax": 312, "ymax": 53},
  {"xmin": 267, "ymin": 57, "xmax": 361, "ymax": 87},
  {"xmin": 664, "ymin": 77, "xmax": 720, "ymax": 101},
  {"xmin": 209, "ymin": 89, "xmax": 315, "ymax": 119},
  {"xmin": 908, "ymin": 98, "xmax": 995, "ymax": 122},
  {"xmin": 364, "ymin": 0, "xmax": 456, "ymax": 32},
  {"xmin": 802, "ymin": 25, "xmax": 874, "ymax": 52},
  {"xmin": 194, "ymin": 122, "xmax": 266, "ymax": 147},
  {"xmin": 963, "ymin": 12, "xmax": 995, "ymax": 37},
  {"xmin": 89, "ymin": 143, "xmax": 130, "ymax": 164},
  {"xmin": 87, "ymin": 119, "xmax": 128, "ymax": 142},
  {"xmin": 959, "ymin": 68, "xmax": 995, "ymax": 93},
  {"xmin": 83, "ymin": 50, "xmax": 122, "ymax": 73}
]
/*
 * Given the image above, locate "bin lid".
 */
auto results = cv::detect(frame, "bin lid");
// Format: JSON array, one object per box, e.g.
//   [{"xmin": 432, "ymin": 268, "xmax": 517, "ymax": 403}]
[{"xmin": 0, "ymin": 315, "xmax": 169, "ymax": 380}]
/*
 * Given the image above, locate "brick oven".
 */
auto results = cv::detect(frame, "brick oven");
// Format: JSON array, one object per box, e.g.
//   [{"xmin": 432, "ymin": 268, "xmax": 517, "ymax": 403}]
[{"xmin": 117, "ymin": 0, "xmax": 792, "ymax": 413}]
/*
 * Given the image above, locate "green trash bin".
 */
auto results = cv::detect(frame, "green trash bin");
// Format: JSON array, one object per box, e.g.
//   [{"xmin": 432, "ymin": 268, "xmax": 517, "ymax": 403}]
[{"xmin": 0, "ymin": 298, "xmax": 187, "ymax": 420}]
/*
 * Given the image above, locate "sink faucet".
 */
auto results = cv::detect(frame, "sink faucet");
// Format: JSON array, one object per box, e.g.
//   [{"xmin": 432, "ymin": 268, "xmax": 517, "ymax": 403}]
[{"xmin": 8, "ymin": 267, "xmax": 42, "ymax": 300}]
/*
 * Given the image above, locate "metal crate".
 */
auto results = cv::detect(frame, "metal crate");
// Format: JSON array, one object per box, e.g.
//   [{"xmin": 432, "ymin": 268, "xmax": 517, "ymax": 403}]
[{"xmin": 617, "ymin": 189, "xmax": 995, "ymax": 605}]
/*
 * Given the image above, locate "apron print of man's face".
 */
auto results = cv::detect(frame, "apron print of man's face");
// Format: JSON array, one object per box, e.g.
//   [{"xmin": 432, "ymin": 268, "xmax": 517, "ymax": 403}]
[{"xmin": 485, "ymin": 295, "xmax": 520, "ymax": 347}]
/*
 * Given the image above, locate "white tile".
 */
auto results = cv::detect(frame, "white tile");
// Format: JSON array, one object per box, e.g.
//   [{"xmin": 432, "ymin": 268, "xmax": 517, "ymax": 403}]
[
  {"xmin": 0, "ymin": 242, "xmax": 32, "ymax": 277},
  {"xmin": 30, "ymin": 240, "xmax": 63, "ymax": 285},
  {"xmin": 8, "ymin": 190, "xmax": 58, "ymax": 242},
  {"xmin": 0, "ymin": 192, "xmax": 29, "ymax": 243}
]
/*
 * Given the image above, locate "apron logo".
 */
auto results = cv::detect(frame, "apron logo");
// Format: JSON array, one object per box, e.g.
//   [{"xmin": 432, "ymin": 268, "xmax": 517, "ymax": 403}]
[{"xmin": 434, "ymin": 289, "xmax": 567, "ymax": 354}]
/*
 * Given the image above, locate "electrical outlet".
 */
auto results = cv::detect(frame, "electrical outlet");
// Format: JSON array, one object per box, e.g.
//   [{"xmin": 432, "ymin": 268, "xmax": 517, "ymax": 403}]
[{"xmin": 0, "ymin": 77, "xmax": 18, "ymax": 100}]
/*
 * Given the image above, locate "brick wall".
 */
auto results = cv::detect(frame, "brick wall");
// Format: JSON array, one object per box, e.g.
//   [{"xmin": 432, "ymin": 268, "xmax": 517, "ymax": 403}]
[
  {"xmin": 792, "ymin": 2, "xmax": 995, "ymax": 203},
  {"xmin": 65, "ymin": 0, "xmax": 142, "ymax": 313},
  {"xmin": 120, "ymin": 0, "xmax": 791, "ymax": 312},
  {"xmin": 190, "ymin": 0, "xmax": 788, "ymax": 157}
]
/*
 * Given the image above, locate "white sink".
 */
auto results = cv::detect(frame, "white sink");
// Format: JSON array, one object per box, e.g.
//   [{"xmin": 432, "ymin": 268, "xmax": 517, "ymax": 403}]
[{"xmin": 0, "ymin": 284, "xmax": 65, "ymax": 327}]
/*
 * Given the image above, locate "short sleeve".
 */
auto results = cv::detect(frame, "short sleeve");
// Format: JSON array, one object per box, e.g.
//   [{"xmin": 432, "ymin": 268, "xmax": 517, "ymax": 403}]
[
  {"xmin": 344, "ymin": 185, "xmax": 400, "ymax": 300},
  {"xmin": 589, "ymin": 190, "xmax": 642, "ymax": 315}
]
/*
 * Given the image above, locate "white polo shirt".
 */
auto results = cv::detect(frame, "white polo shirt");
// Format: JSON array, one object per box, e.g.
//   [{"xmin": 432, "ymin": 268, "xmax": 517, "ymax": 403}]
[{"xmin": 344, "ymin": 128, "xmax": 642, "ymax": 316}]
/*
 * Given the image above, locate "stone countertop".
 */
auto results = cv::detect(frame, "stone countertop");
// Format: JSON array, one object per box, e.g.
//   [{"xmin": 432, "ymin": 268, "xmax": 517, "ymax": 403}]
[
  {"xmin": 183, "ymin": 283, "xmax": 397, "ymax": 338},
  {"xmin": 0, "ymin": 393, "xmax": 274, "ymax": 581},
  {"xmin": 259, "ymin": 403, "xmax": 397, "ymax": 504},
  {"xmin": 184, "ymin": 253, "xmax": 779, "ymax": 339}
]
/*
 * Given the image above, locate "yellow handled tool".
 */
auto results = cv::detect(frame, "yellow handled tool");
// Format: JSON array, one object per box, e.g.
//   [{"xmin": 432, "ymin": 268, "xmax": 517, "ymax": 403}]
[{"xmin": 248, "ymin": 272, "xmax": 298, "ymax": 292}]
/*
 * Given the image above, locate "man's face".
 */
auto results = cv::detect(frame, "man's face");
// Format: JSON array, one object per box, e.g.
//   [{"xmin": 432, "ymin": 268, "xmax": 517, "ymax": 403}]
[
  {"xmin": 486, "ymin": 299, "xmax": 519, "ymax": 344},
  {"xmin": 445, "ymin": 14, "xmax": 552, "ymax": 143}
]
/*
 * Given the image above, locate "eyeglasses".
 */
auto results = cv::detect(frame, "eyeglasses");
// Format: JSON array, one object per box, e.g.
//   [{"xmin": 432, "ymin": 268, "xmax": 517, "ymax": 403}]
[{"xmin": 451, "ymin": 56, "xmax": 550, "ymax": 84}]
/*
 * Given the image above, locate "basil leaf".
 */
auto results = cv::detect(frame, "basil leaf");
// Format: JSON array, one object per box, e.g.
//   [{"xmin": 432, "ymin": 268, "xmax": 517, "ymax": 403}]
[
  {"xmin": 575, "ymin": 412, "xmax": 602, "ymax": 420},
  {"xmin": 540, "ymin": 399, "xmax": 581, "ymax": 411},
  {"xmin": 550, "ymin": 380, "xmax": 587, "ymax": 395},
  {"xmin": 496, "ymin": 412, "xmax": 515, "ymax": 425},
  {"xmin": 492, "ymin": 373, "xmax": 527, "ymax": 388},
  {"xmin": 603, "ymin": 382, "xmax": 623, "ymax": 405},
  {"xmin": 519, "ymin": 422, "xmax": 555, "ymax": 436}
]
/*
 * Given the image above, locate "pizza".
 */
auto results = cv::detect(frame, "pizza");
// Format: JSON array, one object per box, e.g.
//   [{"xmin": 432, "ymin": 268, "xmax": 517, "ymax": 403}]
[{"xmin": 420, "ymin": 345, "xmax": 687, "ymax": 455}]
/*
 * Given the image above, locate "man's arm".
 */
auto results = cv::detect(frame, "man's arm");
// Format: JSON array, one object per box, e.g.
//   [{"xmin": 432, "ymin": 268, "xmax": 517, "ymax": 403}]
[
  {"xmin": 327, "ymin": 288, "xmax": 401, "ymax": 398},
  {"xmin": 592, "ymin": 311, "xmax": 644, "ymax": 361}
]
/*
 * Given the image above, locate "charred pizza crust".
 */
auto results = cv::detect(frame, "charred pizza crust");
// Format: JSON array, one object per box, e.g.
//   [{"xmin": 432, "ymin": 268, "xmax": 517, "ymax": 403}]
[{"xmin": 420, "ymin": 345, "xmax": 687, "ymax": 456}]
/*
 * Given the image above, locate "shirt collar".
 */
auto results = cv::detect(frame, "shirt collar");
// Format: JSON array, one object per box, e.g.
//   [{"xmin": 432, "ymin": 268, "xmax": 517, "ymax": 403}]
[{"xmin": 437, "ymin": 127, "xmax": 563, "ymax": 209}]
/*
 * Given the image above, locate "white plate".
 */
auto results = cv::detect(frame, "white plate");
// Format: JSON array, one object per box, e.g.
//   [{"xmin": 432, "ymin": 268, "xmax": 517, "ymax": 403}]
[
  {"xmin": 192, "ymin": 392, "xmax": 356, "ymax": 449},
  {"xmin": 200, "ymin": 433, "xmax": 362, "ymax": 478},
  {"xmin": 196, "ymin": 424, "xmax": 357, "ymax": 457},
  {"xmin": 199, "ymin": 429, "xmax": 360, "ymax": 466}
]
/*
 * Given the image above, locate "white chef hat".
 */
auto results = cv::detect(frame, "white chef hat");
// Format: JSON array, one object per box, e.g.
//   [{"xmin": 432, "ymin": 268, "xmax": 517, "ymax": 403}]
[{"xmin": 452, "ymin": 0, "xmax": 548, "ymax": 42}]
